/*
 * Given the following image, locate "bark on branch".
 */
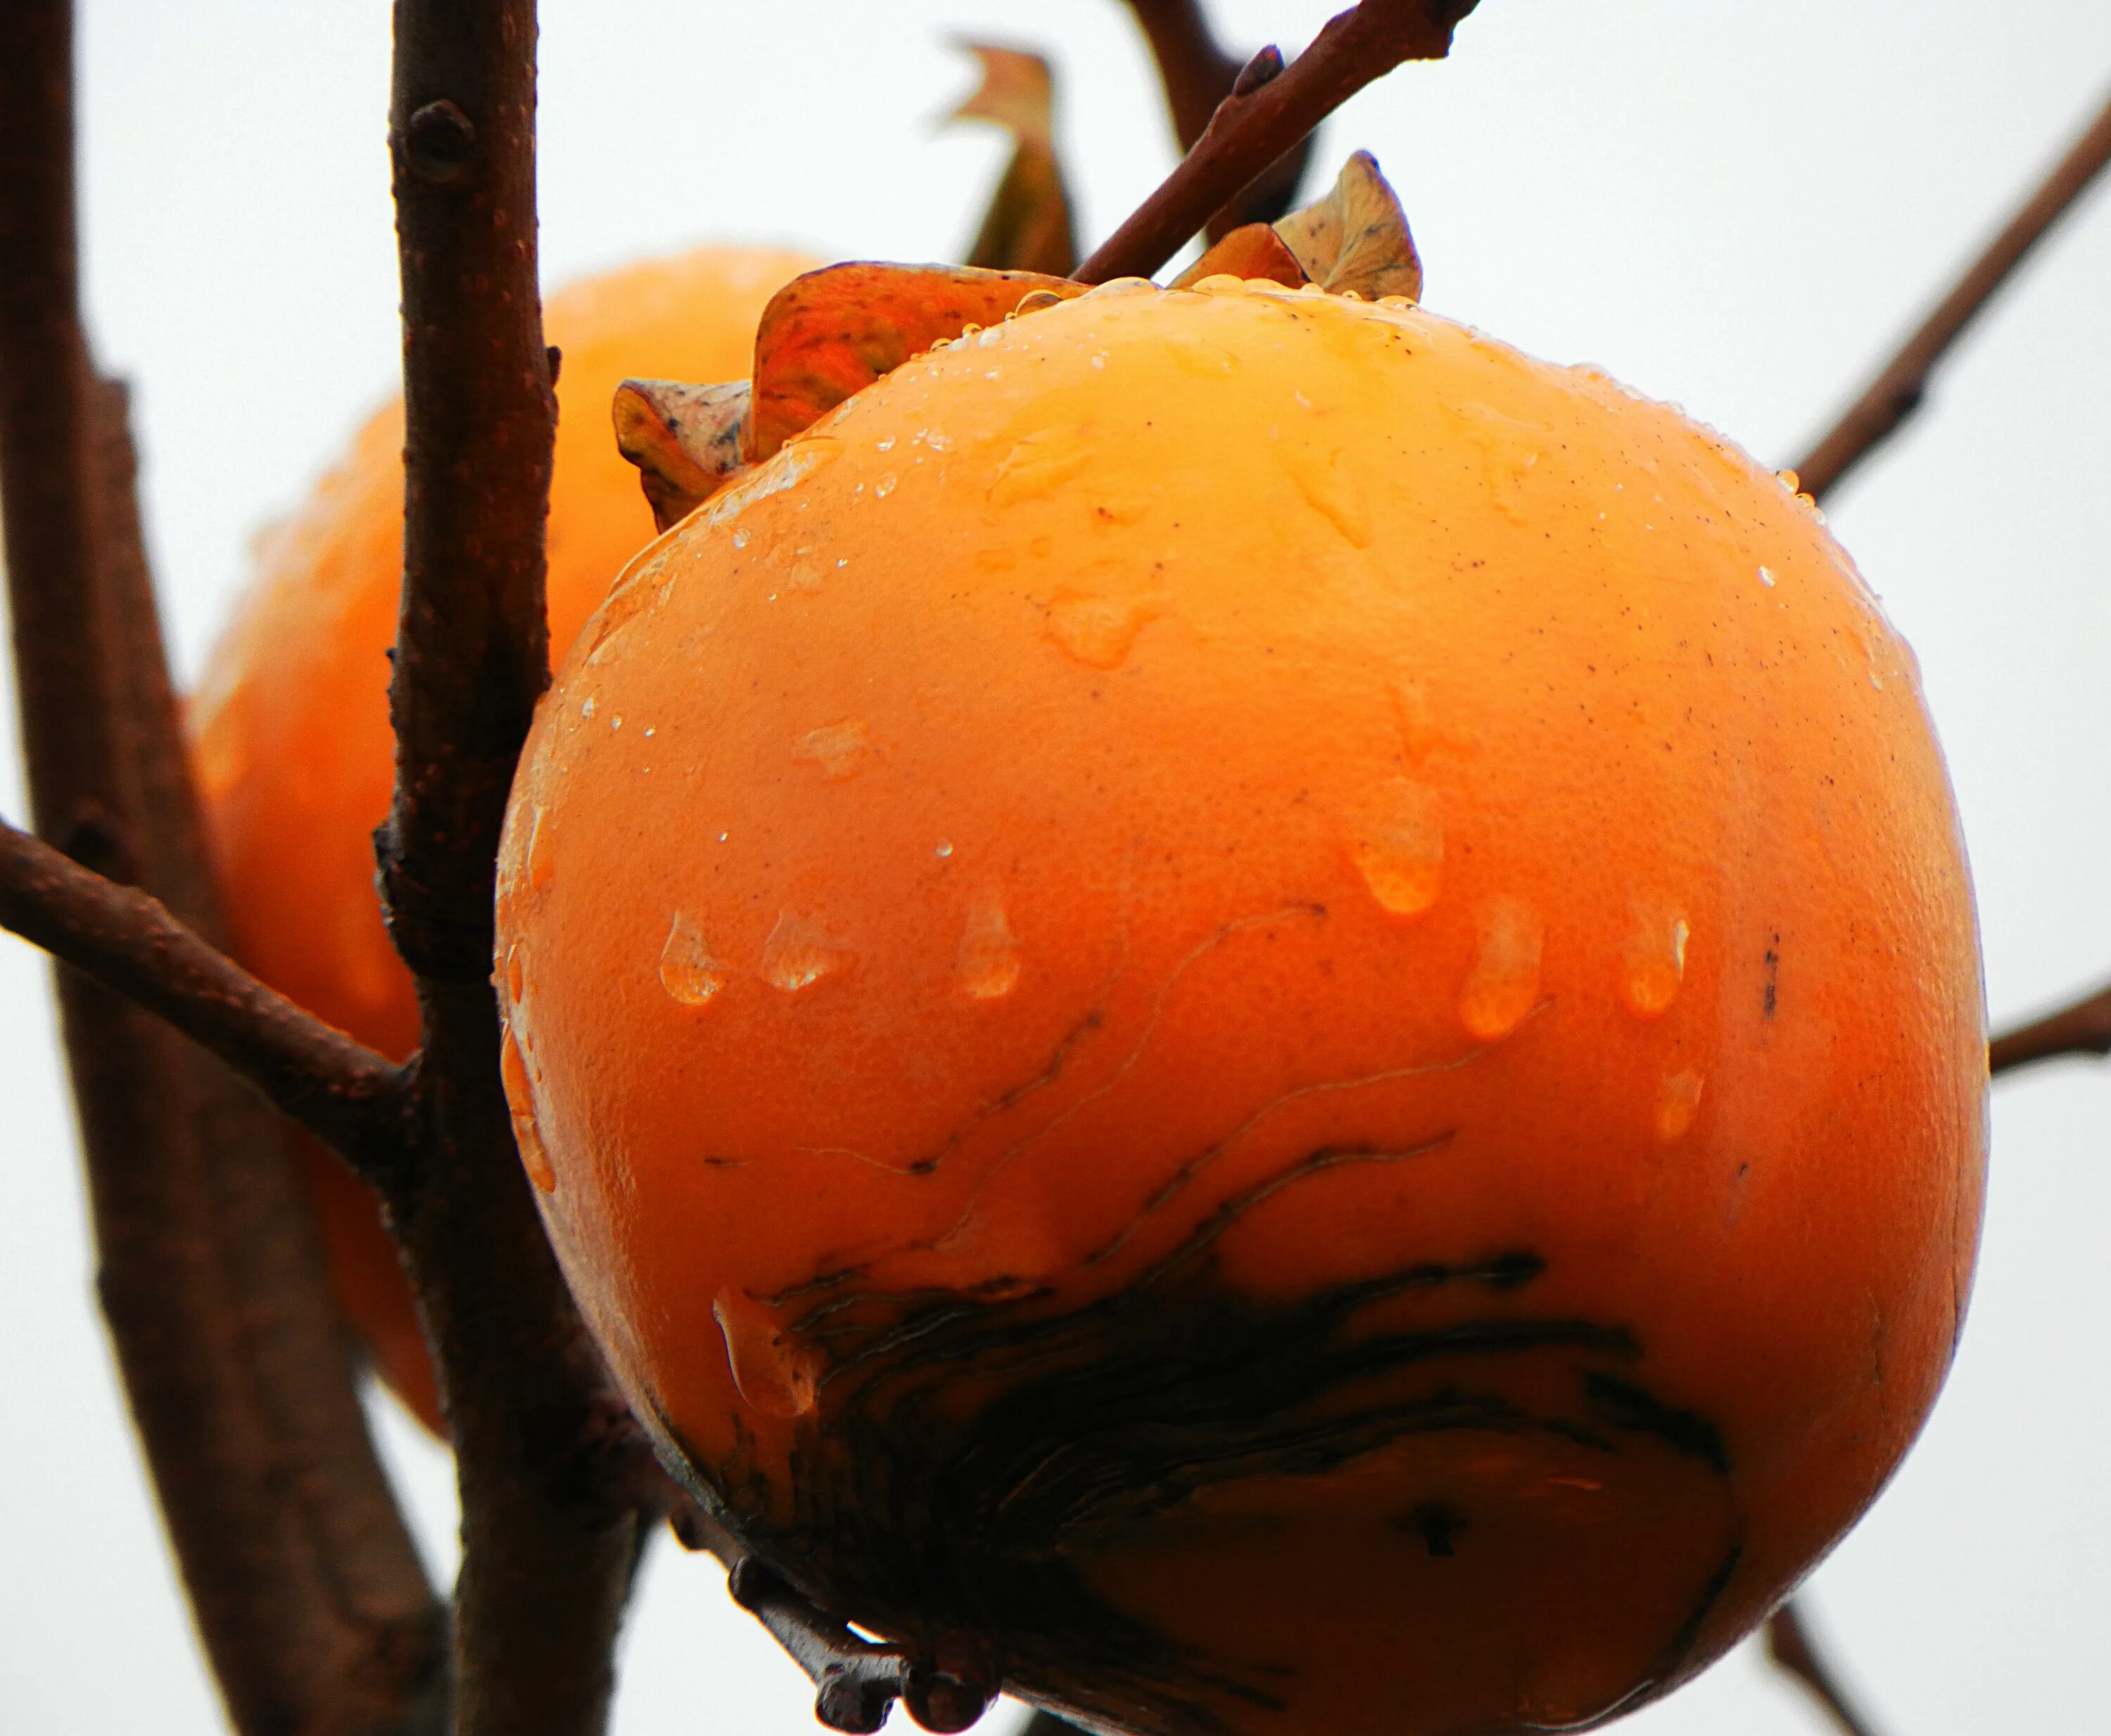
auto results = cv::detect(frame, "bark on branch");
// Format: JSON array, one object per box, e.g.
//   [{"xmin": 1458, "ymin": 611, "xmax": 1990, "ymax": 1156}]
[
  {"xmin": 1120, "ymin": 0, "xmax": 1317, "ymax": 236},
  {"xmin": 1078, "ymin": 0, "xmax": 1481, "ymax": 283},
  {"xmin": 1, "ymin": 6, "xmax": 443, "ymax": 1729},
  {"xmin": 1796, "ymin": 83, "xmax": 2111, "ymax": 501},
  {"xmin": 1989, "ymin": 980, "xmax": 2111, "ymax": 1076},
  {"xmin": 1765, "ymin": 1602, "xmax": 1883, "ymax": 1736},
  {"xmin": 381, "ymin": 4, "xmax": 664, "ymax": 1732}
]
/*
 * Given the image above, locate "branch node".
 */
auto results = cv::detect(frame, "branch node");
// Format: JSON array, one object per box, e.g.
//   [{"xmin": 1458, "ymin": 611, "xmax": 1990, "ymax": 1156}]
[
  {"xmin": 1231, "ymin": 44, "xmax": 1284, "ymax": 97},
  {"xmin": 405, "ymin": 98, "xmax": 478, "ymax": 185}
]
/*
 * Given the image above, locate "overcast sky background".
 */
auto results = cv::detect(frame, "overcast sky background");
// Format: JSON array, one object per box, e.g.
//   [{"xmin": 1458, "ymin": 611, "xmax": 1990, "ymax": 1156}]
[{"xmin": 4, "ymin": 2, "xmax": 2110, "ymax": 1732}]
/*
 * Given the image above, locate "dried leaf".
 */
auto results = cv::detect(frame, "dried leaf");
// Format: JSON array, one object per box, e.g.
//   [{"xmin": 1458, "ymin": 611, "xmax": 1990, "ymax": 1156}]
[
  {"xmin": 1169, "ymin": 222, "xmax": 1307, "ymax": 290},
  {"xmin": 613, "ymin": 379, "xmax": 752, "ymax": 532},
  {"xmin": 749, "ymin": 262, "xmax": 1084, "ymax": 460},
  {"xmin": 950, "ymin": 43, "xmax": 1077, "ymax": 277},
  {"xmin": 1273, "ymin": 150, "xmax": 1423, "ymax": 303}
]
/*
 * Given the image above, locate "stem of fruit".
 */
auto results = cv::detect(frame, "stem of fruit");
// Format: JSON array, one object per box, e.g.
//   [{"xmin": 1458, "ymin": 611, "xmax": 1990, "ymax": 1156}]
[
  {"xmin": 381, "ymin": 3, "xmax": 674, "ymax": 1732},
  {"xmin": 1076, "ymin": 0, "xmax": 1481, "ymax": 283},
  {"xmin": 1121, "ymin": 0, "xmax": 1316, "ymax": 236},
  {"xmin": 0, "ymin": 5, "xmax": 445, "ymax": 1729},
  {"xmin": 1765, "ymin": 1603, "xmax": 1884, "ymax": 1736},
  {"xmin": 1795, "ymin": 82, "xmax": 2111, "ymax": 500}
]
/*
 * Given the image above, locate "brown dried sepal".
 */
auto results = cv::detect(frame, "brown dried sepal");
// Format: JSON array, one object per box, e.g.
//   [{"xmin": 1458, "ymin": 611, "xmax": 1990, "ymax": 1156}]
[
  {"xmin": 951, "ymin": 43, "xmax": 1077, "ymax": 277},
  {"xmin": 613, "ymin": 379, "xmax": 752, "ymax": 533},
  {"xmin": 1170, "ymin": 222, "xmax": 1307, "ymax": 290},
  {"xmin": 749, "ymin": 263, "xmax": 1086, "ymax": 461},
  {"xmin": 1274, "ymin": 149, "xmax": 1423, "ymax": 303}
]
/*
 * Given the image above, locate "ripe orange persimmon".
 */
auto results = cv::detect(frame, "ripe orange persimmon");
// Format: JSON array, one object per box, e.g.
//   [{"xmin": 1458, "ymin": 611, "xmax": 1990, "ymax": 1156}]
[
  {"xmin": 191, "ymin": 246, "xmax": 816, "ymax": 1433},
  {"xmin": 495, "ymin": 276, "xmax": 1985, "ymax": 1735}
]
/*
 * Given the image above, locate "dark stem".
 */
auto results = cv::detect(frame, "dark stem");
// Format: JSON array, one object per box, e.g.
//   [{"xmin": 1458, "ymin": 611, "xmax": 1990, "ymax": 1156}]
[
  {"xmin": 1989, "ymin": 980, "xmax": 2111, "ymax": 1075},
  {"xmin": 1795, "ymin": 83, "xmax": 2111, "ymax": 500},
  {"xmin": 1077, "ymin": 0, "xmax": 1481, "ymax": 283},
  {"xmin": 1, "ymin": 6, "xmax": 445, "ymax": 1729},
  {"xmin": 0, "ymin": 816, "xmax": 415, "ymax": 1171},
  {"xmin": 1765, "ymin": 1602, "xmax": 1883, "ymax": 1736},
  {"xmin": 1120, "ymin": 0, "xmax": 1314, "ymax": 235},
  {"xmin": 383, "ymin": 4, "xmax": 662, "ymax": 1731}
]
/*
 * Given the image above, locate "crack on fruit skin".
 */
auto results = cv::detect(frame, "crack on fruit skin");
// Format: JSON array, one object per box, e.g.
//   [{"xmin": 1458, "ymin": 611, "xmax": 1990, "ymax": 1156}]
[{"xmin": 647, "ymin": 1177, "xmax": 1739, "ymax": 1736}]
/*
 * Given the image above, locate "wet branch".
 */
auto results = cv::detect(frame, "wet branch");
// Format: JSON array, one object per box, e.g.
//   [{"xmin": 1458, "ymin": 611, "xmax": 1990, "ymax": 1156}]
[
  {"xmin": 380, "ymin": 4, "xmax": 664, "ymax": 1732},
  {"xmin": 1120, "ymin": 0, "xmax": 1316, "ymax": 235},
  {"xmin": 1989, "ymin": 980, "xmax": 2111, "ymax": 1075},
  {"xmin": 0, "ymin": 817, "xmax": 414, "ymax": 1168},
  {"xmin": 1765, "ymin": 1602, "xmax": 1883, "ymax": 1736},
  {"xmin": 1796, "ymin": 83, "xmax": 2111, "ymax": 500},
  {"xmin": 1, "ymin": 4, "xmax": 444, "ymax": 1729},
  {"xmin": 1078, "ymin": 0, "xmax": 1482, "ymax": 282}
]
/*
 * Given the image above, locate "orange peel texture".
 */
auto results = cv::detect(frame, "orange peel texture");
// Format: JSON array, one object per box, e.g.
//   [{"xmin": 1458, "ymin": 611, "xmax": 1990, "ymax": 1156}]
[
  {"xmin": 191, "ymin": 245, "xmax": 818, "ymax": 1434},
  {"xmin": 497, "ymin": 277, "xmax": 1985, "ymax": 1735}
]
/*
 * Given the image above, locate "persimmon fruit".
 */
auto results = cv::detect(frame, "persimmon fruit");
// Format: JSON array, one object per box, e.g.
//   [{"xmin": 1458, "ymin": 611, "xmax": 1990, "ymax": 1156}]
[
  {"xmin": 191, "ymin": 245, "xmax": 816, "ymax": 1433},
  {"xmin": 497, "ymin": 272, "xmax": 1986, "ymax": 1735}
]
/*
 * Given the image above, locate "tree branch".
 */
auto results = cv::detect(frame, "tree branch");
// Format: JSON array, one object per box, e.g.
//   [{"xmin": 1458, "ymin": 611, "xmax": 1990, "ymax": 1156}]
[
  {"xmin": 1120, "ymin": 0, "xmax": 1316, "ymax": 236},
  {"xmin": 381, "ymin": 5, "xmax": 660, "ymax": 1732},
  {"xmin": 1990, "ymin": 980, "xmax": 2111, "ymax": 1076},
  {"xmin": 2, "ymin": 7, "xmax": 444, "ymax": 1729},
  {"xmin": 1795, "ymin": 83, "xmax": 2111, "ymax": 501},
  {"xmin": 1765, "ymin": 1602, "xmax": 1883, "ymax": 1736},
  {"xmin": 1077, "ymin": 0, "xmax": 1481, "ymax": 283},
  {"xmin": 0, "ymin": 816, "xmax": 415, "ymax": 1168}
]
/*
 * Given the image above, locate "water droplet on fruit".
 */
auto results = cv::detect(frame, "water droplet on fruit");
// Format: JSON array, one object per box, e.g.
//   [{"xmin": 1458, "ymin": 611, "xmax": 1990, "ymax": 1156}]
[
  {"xmin": 1045, "ymin": 590, "xmax": 1156, "ymax": 669},
  {"xmin": 1393, "ymin": 679, "xmax": 1439, "ymax": 764},
  {"xmin": 789, "ymin": 560, "xmax": 822, "ymax": 591},
  {"xmin": 792, "ymin": 718, "xmax": 870, "ymax": 780},
  {"xmin": 925, "ymin": 431, "xmax": 951, "ymax": 453},
  {"xmin": 991, "ymin": 425, "xmax": 1089, "ymax": 505},
  {"xmin": 762, "ymin": 911, "xmax": 848, "ymax": 992},
  {"xmin": 714, "ymin": 1289, "xmax": 818, "ymax": 1418},
  {"xmin": 1164, "ymin": 329, "xmax": 1238, "ymax": 375},
  {"xmin": 659, "ymin": 913, "xmax": 727, "ymax": 1007},
  {"xmin": 934, "ymin": 840, "xmax": 954, "ymax": 859},
  {"xmin": 1191, "ymin": 273, "xmax": 1248, "ymax": 295},
  {"xmin": 1459, "ymin": 897, "xmax": 1544, "ymax": 1041},
  {"xmin": 1654, "ymin": 1070, "xmax": 1704, "ymax": 1142},
  {"xmin": 875, "ymin": 436, "xmax": 896, "ymax": 452},
  {"xmin": 1350, "ymin": 780, "xmax": 1444, "ymax": 917},
  {"xmin": 500, "ymin": 1024, "xmax": 555, "ymax": 1193},
  {"xmin": 706, "ymin": 436, "xmax": 842, "ymax": 526},
  {"xmin": 581, "ymin": 695, "xmax": 597, "ymax": 718},
  {"xmin": 1621, "ymin": 908, "xmax": 1690, "ymax": 1018},
  {"xmin": 525, "ymin": 806, "xmax": 555, "ymax": 891},
  {"xmin": 1757, "ymin": 565, "xmax": 1777, "ymax": 588},
  {"xmin": 1775, "ymin": 469, "xmax": 1801, "ymax": 493},
  {"xmin": 505, "ymin": 944, "xmax": 526, "ymax": 1006},
  {"xmin": 1279, "ymin": 442, "xmax": 1371, "ymax": 547},
  {"xmin": 956, "ymin": 897, "xmax": 1022, "ymax": 1000},
  {"xmin": 873, "ymin": 472, "xmax": 897, "ymax": 499},
  {"xmin": 732, "ymin": 528, "xmax": 750, "ymax": 550},
  {"xmin": 1079, "ymin": 277, "xmax": 1153, "ymax": 300}
]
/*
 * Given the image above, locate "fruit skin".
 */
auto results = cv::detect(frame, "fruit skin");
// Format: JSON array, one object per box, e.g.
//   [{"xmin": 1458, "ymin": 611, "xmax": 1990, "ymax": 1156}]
[
  {"xmin": 190, "ymin": 246, "xmax": 817, "ymax": 1432},
  {"xmin": 496, "ymin": 279, "xmax": 1986, "ymax": 1735}
]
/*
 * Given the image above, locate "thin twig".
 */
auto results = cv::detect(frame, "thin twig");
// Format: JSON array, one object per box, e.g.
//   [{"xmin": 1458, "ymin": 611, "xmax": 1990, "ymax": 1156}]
[
  {"xmin": 1990, "ymin": 980, "xmax": 2111, "ymax": 1075},
  {"xmin": 1765, "ymin": 1602, "xmax": 1883, "ymax": 1736},
  {"xmin": 0, "ymin": 816, "xmax": 415, "ymax": 1168},
  {"xmin": 1077, "ymin": 0, "xmax": 1481, "ymax": 283},
  {"xmin": 670, "ymin": 1506, "xmax": 996, "ymax": 1736},
  {"xmin": 1121, "ymin": 0, "xmax": 1315, "ymax": 234},
  {"xmin": 1795, "ymin": 84, "xmax": 2111, "ymax": 500},
  {"xmin": 3, "ymin": 10, "xmax": 445, "ymax": 1730},
  {"xmin": 382, "ymin": 5, "xmax": 663, "ymax": 1732}
]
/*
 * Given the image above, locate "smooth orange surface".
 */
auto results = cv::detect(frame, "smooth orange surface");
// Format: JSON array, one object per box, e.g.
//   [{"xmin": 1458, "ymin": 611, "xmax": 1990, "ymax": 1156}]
[
  {"xmin": 191, "ymin": 246, "xmax": 817, "ymax": 1433},
  {"xmin": 497, "ymin": 279, "xmax": 1986, "ymax": 1735}
]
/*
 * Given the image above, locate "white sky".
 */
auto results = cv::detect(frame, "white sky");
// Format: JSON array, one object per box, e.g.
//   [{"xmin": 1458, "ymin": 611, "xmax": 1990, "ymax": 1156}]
[{"xmin": 4, "ymin": 3, "xmax": 2110, "ymax": 1732}]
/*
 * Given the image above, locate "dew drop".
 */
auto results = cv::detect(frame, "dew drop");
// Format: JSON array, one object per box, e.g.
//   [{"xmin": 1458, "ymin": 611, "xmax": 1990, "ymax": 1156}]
[
  {"xmin": 956, "ymin": 897, "xmax": 1022, "ymax": 1001},
  {"xmin": 659, "ymin": 913, "xmax": 727, "ymax": 1006},
  {"xmin": 873, "ymin": 471, "xmax": 897, "ymax": 499},
  {"xmin": 500, "ymin": 1024, "xmax": 555, "ymax": 1193},
  {"xmin": 789, "ymin": 560, "xmax": 823, "ymax": 591},
  {"xmin": 1392, "ymin": 679, "xmax": 1439, "ymax": 765},
  {"xmin": 991, "ymin": 426, "xmax": 1090, "ymax": 505},
  {"xmin": 762, "ymin": 911, "xmax": 849, "ymax": 992},
  {"xmin": 934, "ymin": 840, "xmax": 954, "ymax": 859},
  {"xmin": 792, "ymin": 718, "xmax": 871, "ymax": 780},
  {"xmin": 581, "ymin": 695, "xmax": 597, "ymax": 718},
  {"xmin": 713, "ymin": 1289, "xmax": 818, "ymax": 1418},
  {"xmin": 1278, "ymin": 442, "xmax": 1371, "ymax": 547},
  {"xmin": 1459, "ymin": 897, "xmax": 1544, "ymax": 1041},
  {"xmin": 875, "ymin": 436, "xmax": 896, "ymax": 452},
  {"xmin": 1757, "ymin": 565, "xmax": 1777, "ymax": 588},
  {"xmin": 524, "ymin": 806, "xmax": 556, "ymax": 892},
  {"xmin": 1654, "ymin": 1070, "xmax": 1705, "ymax": 1142},
  {"xmin": 733, "ymin": 528, "xmax": 751, "ymax": 550},
  {"xmin": 925, "ymin": 431, "xmax": 951, "ymax": 453},
  {"xmin": 1350, "ymin": 780, "xmax": 1444, "ymax": 917},
  {"xmin": 505, "ymin": 944, "xmax": 526, "ymax": 1006},
  {"xmin": 1621, "ymin": 907, "xmax": 1690, "ymax": 1018},
  {"xmin": 1045, "ymin": 590, "xmax": 1157, "ymax": 669}
]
